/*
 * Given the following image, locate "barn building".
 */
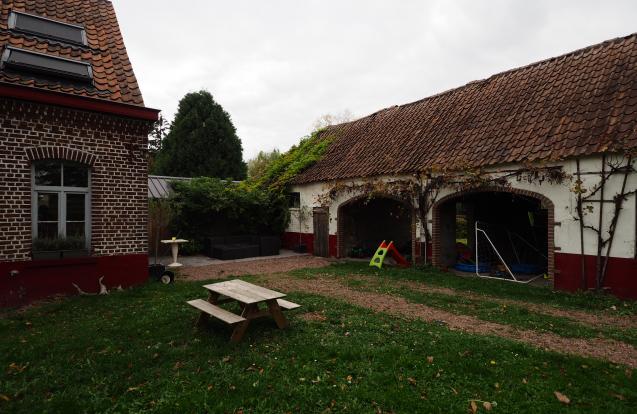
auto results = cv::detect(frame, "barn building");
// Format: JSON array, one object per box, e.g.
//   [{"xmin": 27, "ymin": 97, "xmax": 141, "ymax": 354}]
[{"xmin": 283, "ymin": 34, "xmax": 637, "ymax": 299}]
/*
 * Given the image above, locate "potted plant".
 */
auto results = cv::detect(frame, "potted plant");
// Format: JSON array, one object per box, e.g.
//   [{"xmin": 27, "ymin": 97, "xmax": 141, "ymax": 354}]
[{"xmin": 32, "ymin": 236, "xmax": 88, "ymax": 260}]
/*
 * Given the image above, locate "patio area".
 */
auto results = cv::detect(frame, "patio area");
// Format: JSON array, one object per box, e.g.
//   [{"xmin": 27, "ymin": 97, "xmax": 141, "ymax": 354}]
[{"xmin": 149, "ymin": 248, "xmax": 309, "ymax": 268}]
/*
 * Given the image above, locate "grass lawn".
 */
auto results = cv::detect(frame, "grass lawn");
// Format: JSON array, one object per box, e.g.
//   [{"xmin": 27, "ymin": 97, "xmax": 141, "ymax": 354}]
[
  {"xmin": 290, "ymin": 262, "xmax": 637, "ymax": 315},
  {"xmin": 0, "ymin": 265, "xmax": 635, "ymax": 413},
  {"xmin": 297, "ymin": 263, "xmax": 637, "ymax": 348}
]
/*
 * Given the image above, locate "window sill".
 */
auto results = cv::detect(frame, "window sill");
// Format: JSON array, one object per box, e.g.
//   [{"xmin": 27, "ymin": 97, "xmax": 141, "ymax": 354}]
[{"xmin": 32, "ymin": 249, "xmax": 90, "ymax": 261}]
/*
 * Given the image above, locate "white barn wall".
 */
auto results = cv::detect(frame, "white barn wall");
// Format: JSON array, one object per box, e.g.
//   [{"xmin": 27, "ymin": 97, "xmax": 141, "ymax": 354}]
[{"xmin": 287, "ymin": 154, "xmax": 637, "ymax": 259}]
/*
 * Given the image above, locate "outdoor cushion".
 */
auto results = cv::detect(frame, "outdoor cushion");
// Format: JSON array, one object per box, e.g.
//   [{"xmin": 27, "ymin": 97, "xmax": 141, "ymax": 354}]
[
  {"xmin": 212, "ymin": 244, "xmax": 260, "ymax": 260},
  {"xmin": 259, "ymin": 236, "xmax": 281, "ymax": 256}
]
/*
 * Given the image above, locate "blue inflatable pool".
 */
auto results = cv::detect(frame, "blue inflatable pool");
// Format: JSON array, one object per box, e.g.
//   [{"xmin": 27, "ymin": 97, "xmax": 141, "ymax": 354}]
[{"xmin": 454, "ymin": 263, "xmax": 490, "ymax": 273}]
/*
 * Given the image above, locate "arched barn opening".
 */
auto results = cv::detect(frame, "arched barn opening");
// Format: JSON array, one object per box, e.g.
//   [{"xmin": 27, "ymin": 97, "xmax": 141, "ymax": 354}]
[
  {"xmin": 433, "ymin": 190, "xmax": 553, "ymax": 284},
  {"xmin": 338, "ymin": 196, "xmax": 413, "ymax": 259}
]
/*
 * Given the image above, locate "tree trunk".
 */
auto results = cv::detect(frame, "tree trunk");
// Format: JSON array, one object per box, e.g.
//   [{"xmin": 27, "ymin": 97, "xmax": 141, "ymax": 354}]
[{"xmin": 576, "ymin": 159, "xmax": 587, "ymax": 289}]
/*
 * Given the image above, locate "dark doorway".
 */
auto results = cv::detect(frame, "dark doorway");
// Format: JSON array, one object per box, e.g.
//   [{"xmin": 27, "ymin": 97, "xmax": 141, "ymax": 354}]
[
  {"xmin": 436, "ymin": 191, "xmax": 549, "ymax": 280},
  {"xmin": 313, "ymin": 207, "xmax": 329, "ymax": 257},
  {"xmin": 339, "ymin": 197, "xmax": 411, "ymax": 258}
]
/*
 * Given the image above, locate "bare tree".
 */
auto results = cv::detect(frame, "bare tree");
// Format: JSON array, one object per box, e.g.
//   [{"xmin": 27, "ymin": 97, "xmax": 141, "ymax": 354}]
[{"xmin": 311, "ymin": 110, "xmax": 354, "ymax": 131}]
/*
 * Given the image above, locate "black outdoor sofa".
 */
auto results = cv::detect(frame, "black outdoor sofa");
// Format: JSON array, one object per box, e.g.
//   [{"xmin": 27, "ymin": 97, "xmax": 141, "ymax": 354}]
[{"xmin": 204, "ymin": 235, "xmax": 281, "ymax": 260}]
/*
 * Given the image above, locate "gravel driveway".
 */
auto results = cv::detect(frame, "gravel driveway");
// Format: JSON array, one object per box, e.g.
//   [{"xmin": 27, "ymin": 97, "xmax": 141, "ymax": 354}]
[{"xmin": 179, "ymin": 255, "xmax": 332, "ymax": 281}]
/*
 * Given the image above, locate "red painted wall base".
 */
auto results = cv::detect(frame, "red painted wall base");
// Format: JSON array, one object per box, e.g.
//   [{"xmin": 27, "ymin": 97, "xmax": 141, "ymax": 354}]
[
  {"xmin": 0, "ymin": 254, "xmax": 148, "ymax": 307},
  {"xmin": 281, "ymin": 232, "xmax": 337, "ymax": 257},
  {"xmin": 555, "ymin": 252, "xmax": 637, "ymax": 300},
  {"xmin": 415, "ymin": 241, "xmax": 433, "ymax": 261}
]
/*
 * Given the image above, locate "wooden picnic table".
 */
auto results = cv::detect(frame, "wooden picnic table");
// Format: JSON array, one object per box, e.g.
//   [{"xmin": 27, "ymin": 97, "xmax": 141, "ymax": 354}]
[{"xmin": 187, "ymin": 279, "xmax": 300, "ymax": 342}]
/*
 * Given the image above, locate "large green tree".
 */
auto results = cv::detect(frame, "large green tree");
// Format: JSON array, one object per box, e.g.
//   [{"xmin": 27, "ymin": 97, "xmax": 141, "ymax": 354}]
[{"xmin": 153, "ymin": 90, "xmax": 247, "ymax": 179}]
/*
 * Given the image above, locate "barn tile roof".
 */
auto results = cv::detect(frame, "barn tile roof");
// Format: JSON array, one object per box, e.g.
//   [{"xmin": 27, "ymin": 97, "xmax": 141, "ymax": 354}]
[
  {"xmin": 293, "ymin": 33, "xmax": 637, "ymax": 184},
  {"xmin": 0, "ymin": 0, "xmax": 145, "ymax": 106}
]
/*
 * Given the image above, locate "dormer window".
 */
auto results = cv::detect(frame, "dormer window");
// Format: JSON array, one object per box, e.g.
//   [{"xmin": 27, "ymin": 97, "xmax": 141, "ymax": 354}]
[
  {"xmin": 8, "ymin": 11, "xmax": 87, "ymax": 46},
  {"xmin": 1, "ymin": 47, "xmax": 93, "ymax": 84}
]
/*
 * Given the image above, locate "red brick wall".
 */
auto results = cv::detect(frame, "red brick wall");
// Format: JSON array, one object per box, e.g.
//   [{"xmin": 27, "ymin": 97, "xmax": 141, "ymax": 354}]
[{"xmin": 0, "ymin": 97, "xmax": 151, "ymax": 262}]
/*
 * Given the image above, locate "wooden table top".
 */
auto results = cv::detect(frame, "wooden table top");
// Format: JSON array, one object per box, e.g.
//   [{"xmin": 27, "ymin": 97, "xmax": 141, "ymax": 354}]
[{"xmin": 203, "ymin": 279, "xmax": 286, "ymax": 304}]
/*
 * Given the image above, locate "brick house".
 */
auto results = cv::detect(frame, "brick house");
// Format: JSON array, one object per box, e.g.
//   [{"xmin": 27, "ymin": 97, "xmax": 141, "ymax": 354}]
[
  {"xmin": 0, "ymin": 1, "xmax": 159, "ymax": 306},
  {"xmin": 283, "ymin": 34, "xmax": 637, "ymax": 298}
]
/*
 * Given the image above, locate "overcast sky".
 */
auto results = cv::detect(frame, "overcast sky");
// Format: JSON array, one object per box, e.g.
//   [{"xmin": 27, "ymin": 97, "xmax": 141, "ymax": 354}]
[{"xmin": 111, "ymin": 0, "xmax": 637, "ymax": 160}]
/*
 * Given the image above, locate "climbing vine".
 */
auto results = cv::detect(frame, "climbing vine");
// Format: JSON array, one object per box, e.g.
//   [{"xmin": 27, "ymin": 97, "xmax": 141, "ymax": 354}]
[
  {"xmin": 316, "ymin": 165, "xmax": 568, "ymax": 264},
  {"xmin": 571, "ymin": 154, "xmax": 637, "ymax": 291},
  {"xmin": 253, "ymin": 129, "xmax": 335, "ymax": 192}
]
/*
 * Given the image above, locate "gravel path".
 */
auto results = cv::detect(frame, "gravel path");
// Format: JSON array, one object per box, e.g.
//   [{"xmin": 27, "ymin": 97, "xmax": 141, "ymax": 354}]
[
  {"xmin": 179, "ymin": 255, "xmax": 332, "ymax": 281},
  {"xmin": 257, "ymin": 274, "xmax": 637, "ymax": 368},
  {"xmin": 346, "ymin": 275, "xmax": 637, "ymax": 330}
]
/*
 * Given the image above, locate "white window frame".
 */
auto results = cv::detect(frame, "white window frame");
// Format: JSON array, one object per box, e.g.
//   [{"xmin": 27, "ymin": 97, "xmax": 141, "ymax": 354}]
[{"xmin": 31, "ymin": 161, "xmax": 91, "ymax": 249}]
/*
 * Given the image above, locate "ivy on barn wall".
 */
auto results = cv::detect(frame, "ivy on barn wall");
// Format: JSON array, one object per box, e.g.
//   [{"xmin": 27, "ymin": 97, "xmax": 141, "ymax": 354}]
[{"xmin": 254, "ymin": 129, "xmax": 335, "ymax": 191}]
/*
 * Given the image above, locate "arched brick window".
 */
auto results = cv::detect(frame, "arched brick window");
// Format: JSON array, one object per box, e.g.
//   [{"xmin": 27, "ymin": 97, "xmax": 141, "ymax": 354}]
[{"xmin": 31, "ymin": 159, "xmax": 91, "ymax": 251}]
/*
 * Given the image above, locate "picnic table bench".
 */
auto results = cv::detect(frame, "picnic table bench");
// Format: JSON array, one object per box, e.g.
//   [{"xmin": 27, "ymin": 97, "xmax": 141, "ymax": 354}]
[{"xmin": 187, "ymin": 279, "xmax": 300, "ymax": 342}]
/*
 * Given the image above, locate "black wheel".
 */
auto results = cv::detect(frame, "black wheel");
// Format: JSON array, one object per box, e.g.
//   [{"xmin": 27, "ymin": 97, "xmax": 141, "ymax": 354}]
[{"xmin": 160, "ymin": 271, "xmax": 174, "ymax": 284}]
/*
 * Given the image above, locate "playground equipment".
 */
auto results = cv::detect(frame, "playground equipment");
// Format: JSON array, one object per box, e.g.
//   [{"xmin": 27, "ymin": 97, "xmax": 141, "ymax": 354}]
[
  {"xmin": 474, "ymin": 221, "xmax": 545, "ymax": 284},
  {"xmin": 369, "ymin": 240, "xmax": 410, "ymax": 269}
]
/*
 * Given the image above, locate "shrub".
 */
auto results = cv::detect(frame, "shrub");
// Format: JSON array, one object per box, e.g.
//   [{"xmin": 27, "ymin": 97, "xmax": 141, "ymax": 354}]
[{"xmin": 169, "ymin": 178, "xmax": 289, "ymax": 245}]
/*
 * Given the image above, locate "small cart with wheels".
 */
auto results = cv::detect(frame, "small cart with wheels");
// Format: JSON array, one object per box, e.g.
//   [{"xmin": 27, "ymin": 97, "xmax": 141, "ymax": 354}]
[
  {"xmin": 148, "ymin": 263, "xmax": 175, "ymax": 284},
  {"xmin": 148, "ymin": 238, "xmax": 188, "ymax": 285}
]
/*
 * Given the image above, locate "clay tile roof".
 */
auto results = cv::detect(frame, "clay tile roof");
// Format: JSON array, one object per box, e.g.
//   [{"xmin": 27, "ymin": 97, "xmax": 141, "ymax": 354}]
[
  {"xmin": 0, "ymin": 0, "xmax": 145, "ymax": 106},
  {"xmin": 294, "ymin": 33, "xmax": 637, "ymax": 184}
]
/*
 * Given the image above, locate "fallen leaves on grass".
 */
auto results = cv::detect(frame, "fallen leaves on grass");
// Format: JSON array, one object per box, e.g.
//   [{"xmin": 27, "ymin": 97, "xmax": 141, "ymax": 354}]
[
  {"xmin": 554, "ymin": 391, "xmax": 570, "ymax": 404},
  {"xmin": 300, "ymin": 311, "xmax": 327, "ymax": 322},
  {"xmin": 7, "ymin": 363, "xmax": 28, "ymax": 374},
  {"xmin": 609, "ymin": 392, "xmax": 625, "ymax": 401},
  {"xmin": 469, "ymin": 400, "xmax": 497, "ymax": 412}
]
